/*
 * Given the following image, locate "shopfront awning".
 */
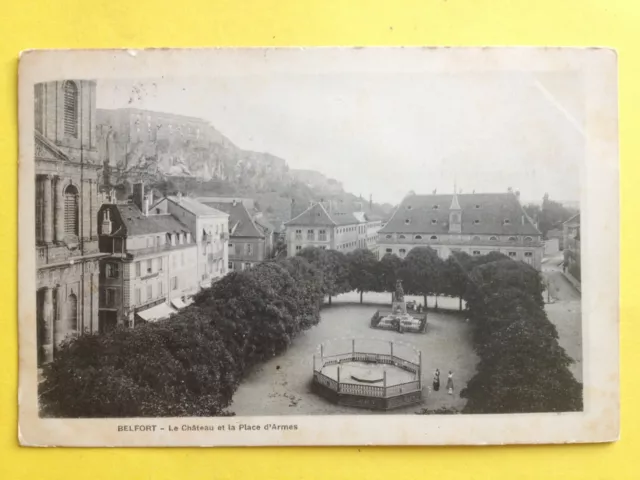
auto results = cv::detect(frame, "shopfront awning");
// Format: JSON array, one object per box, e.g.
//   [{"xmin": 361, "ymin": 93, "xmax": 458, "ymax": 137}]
[
  {"xmin": 136, "ymin": 303, "xmax": 177, "ymax": 322},
  {"xmin": 171, "ymin": 298, "xmax": 187, "ymax": 310}
]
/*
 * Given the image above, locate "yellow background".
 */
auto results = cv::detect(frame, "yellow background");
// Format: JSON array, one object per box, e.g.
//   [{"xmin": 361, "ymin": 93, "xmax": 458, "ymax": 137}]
[{"xmin": 1, "ymin": 1, "xmax": 636, "ymax": 478}]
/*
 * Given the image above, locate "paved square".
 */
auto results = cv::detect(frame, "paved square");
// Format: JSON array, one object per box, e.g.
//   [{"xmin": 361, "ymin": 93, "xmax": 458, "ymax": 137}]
[{"xmin": 230, "ymin": 292, "xmax": 479, "ymax": 415}]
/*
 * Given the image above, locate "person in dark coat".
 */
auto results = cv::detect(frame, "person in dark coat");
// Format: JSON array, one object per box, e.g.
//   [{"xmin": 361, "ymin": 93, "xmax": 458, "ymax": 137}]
[{"xmin": 432, "ymin": 369, "xmax": 440, "ymax": 392}]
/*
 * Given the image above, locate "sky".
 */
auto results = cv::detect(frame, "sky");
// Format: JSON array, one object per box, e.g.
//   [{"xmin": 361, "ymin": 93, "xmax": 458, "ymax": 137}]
[{"xmin": 96, "ymin": 70, "xmax": 584, "ymax": 206}]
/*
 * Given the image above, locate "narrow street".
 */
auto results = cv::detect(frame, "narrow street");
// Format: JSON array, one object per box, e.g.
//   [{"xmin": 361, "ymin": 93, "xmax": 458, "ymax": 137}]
[{"xmin": 542, "ymin": 253, "xmax": 583, "ymax": 382}]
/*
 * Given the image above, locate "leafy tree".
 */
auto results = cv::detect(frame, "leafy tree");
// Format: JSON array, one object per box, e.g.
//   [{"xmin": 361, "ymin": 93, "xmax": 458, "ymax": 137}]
[
  {"xmin": 297, "ymin": 246, "xmax": 351, "ymax": 305},
  {"xmin": 441, "ymin": 251, "xmax": 473, "ymax": 311},
  {"xmin": 40, "ymin": 308, "xmax": 239, "ymax": 418},
  {"xmin": 534, "ymin": 193, "xmax": 576, "ymax": 238},
  {"xmin": 401, "ymin": 247, "xmax": 443, "ymax": 309},
  {"xmin": 466, "ymin": 259, "xmax": 545, "ymax": 311},
  {"xmin": 376, "ymin": 253, "xmax": 404, "ymax": 300},
  {"xmin": 346, "ymin": 248, "xmax": 379, "ymax": 303},
  {"xmin": 462, "ymin": 318, "xmax": 582, "ymax": 413}
]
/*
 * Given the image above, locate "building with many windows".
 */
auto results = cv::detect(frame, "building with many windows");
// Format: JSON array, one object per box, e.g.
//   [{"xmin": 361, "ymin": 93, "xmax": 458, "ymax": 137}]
[
  {"xmin": 97, "ymin": 185, "xmax": 198, "ymax": 331},
  {"xmin": 199, "ymin": 198, "xmax": 272, "ymax": 270},
  {"xmin": 34, "ymin": 79, "xmax": 107, "ymax": 365},
  {"xmin": 377, "ymin": 190, "xmax": 544, "ymax": 269},
  {"xmin": 152, "ymin": 194, "xmax": 229, "ymax": 288},
  {"xmin": 284, "ymin": 202, "xmax": 382, "ymax": 257}
]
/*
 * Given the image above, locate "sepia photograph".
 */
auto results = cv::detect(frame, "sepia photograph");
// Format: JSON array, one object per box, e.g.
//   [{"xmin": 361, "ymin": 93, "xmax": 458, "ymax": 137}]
[{"xmin": 18, "ymin": 47, "xmax": 619, "ymax": 446}]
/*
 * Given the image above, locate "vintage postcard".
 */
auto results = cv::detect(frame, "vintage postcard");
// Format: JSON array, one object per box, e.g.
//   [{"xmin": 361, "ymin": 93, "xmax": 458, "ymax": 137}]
[{"xmin": 18, "ymin": 47, "xmax": 619, "ymax": 447}]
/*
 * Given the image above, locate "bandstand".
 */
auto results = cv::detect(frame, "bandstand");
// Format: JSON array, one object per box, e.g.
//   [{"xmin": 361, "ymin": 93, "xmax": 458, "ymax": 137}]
[{"xmin": 312, "ymin": 338, "xmax": 424, "ymax": 410}]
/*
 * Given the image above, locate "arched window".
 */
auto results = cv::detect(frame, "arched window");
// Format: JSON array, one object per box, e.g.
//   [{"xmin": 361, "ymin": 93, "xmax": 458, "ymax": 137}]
[
  {"xmin": 385, "ymin": 234, "xmax": 392, "ymax": 239},
  {"xmin": 472, "ymin": 236, "xmax": 481, "ymax": 242},
  {"xmin": 414, "ymin": 235, "xmax": 423, "ymax": 240},
  {"xmin": 524, "ymin": 236, "xmax": 533, "ymax": 243},
  {"xmin": 63, "ymin": 81, "xmax": 79, "ymax": 138},
  {"xmin": 489, "ymin": 236, "xmax": 498, "ymax": 241},
  {"xmin": 430, "ymin": 235, "xmax": 438, "ymax": 240},
  {"xmin": 66, "ymin": 293, "xmax": 78, "ymax": 334},
  {"xmin": 508, "ymin": 236, "xmax": 517, "ymax": 242},
  {"xmin": 399, "ymin": 235, "xmax": 406, "ymax": 239},
  {"xmin": 64, "ymin": 184, "xmax": 79, "ymax": 236}
]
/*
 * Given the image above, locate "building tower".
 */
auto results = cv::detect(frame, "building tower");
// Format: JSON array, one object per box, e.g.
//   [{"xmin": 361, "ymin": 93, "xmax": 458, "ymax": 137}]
[
  {"xmin": 34, "ymin": 79, "xmax": 106, "ymax": 365},
  {"xmin": 449, "ymin": 184, "xmax": 462, "ymax": 234}
]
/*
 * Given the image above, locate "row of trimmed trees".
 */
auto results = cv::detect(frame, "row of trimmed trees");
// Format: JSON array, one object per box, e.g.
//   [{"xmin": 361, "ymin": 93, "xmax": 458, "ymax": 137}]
[
  {"xmin": 298, "ymin": 246, "xmax": 502, "ymax": 311},
  {"xmin": 460, "ymin": 258, "xmax": 583, "ymax": 413},
  {"xmin": 40, "ymin": 257, "xmax": 325, "ymax": 418}
]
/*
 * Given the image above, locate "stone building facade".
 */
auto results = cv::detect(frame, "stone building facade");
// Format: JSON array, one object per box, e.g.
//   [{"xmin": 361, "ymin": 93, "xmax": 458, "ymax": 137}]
[
  {"xmin": 152, "ymin": 194, "xmax": 229, "ymax": 288},
  {"xmin": 377, "ymin": 191, "xmax": 544, "ymax": 269},
  {"xmin": 284, "ymin": 202, "xmax": 382, "ymax": 258},
  {"xmin": 200, "ymin": 199, "xmax": 271, "ymax": 271},
  {"xmin": 97, "ymin": 187, "xmax": 199, "ymax": 330},
  {"xmin": 34, "ymin": 79, "xmax": 106, "ymax": 365}
]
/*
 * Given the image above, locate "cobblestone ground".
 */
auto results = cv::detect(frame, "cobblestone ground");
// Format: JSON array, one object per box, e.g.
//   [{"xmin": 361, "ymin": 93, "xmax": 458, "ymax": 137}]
[{"xmin": 229, "ymin": 292, "xmax": 478, "ymax": 415}]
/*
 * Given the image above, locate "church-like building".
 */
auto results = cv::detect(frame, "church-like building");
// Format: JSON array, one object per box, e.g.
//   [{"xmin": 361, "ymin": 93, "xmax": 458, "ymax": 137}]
[
  {"xmin": 34, "ymin": 79, "xmax": 106, "ymax": 365},
  {"xmin": 377, "ymin": 190, "xmax": 544, "ymax": 269}
]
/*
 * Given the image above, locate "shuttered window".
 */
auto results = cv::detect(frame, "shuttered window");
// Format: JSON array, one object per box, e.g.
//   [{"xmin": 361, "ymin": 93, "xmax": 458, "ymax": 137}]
[
  {"xmin": 64, "ymin": 185, "xmax": 79, "ymax": 236},
  {"xmin": 63, "ymin": 81, "xmax": 78, "ymax": 138}
]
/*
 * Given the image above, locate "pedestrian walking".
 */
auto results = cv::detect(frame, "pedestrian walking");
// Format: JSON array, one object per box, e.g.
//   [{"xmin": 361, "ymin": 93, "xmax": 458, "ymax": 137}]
[
  {"xmin": 446, "ymin": 371, "xmax": 454, "ymax": 395},
  {"xmin": 432, "ymin": 369, "xmax": 440, "ymax": 392}
]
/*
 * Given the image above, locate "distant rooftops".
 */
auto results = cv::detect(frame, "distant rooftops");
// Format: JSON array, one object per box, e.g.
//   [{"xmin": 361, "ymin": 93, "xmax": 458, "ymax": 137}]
[{"xmin": 284, "ymin": 202, "xmax": 382, "ymax": 227}]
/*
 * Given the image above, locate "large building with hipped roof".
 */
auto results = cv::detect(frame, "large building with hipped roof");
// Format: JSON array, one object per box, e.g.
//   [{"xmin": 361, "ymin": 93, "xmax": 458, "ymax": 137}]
[
  {"xmin": 377, "ymin": 189, "xmax": 544, "ymax": 269},
  {"xmin": 284, "ymin": 202, "xmax": 382, "ymax": 258}
]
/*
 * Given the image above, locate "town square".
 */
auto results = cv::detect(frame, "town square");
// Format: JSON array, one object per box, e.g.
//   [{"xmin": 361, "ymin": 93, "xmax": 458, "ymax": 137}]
[{"xmin": 30, "ymin": 64, "xmax": 583, "ymax": 418}]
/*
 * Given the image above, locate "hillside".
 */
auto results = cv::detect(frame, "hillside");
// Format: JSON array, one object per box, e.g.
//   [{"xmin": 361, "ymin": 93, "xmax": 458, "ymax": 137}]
[{"xmin": 96, "ymin": 109, "xmax": 394, "ymax": 229}]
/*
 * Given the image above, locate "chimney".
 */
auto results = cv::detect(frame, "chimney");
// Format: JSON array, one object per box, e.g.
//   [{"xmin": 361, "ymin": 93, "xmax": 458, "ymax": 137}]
[
  {"xmin": 101, "ymin": 208, "xmax": 112, "ymax": 235},
  {"xmin": 143, "ymin": 194, "xmax": 149, "ymax": 217},
  {"xmin": 132, "ymin": 182, "xmax": 145, "ymax": 212},
  {"xmin": 515, "ymin": 189, "xmax": 521, "ymax": 200},
  {"xmin": 148, "ymin": 189, "xmax": 154, "ymax": 208}
]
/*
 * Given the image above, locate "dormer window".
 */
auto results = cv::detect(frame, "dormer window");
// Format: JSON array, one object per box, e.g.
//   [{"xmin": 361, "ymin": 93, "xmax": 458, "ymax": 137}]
[
  {"xmin": 415, "ymin": 235, "xmax": 423, "ymax": 240},
  {"xmin": 508, "ymin": 236, "xmax": 517, "ymax": 242},
  {"xmin": 406, "ymin": 205, "xmax": 413, "ymax": 210},
  {"xmin": 432, "ymin": 205, "xmax": 439, "ymax": 210},
  {"xmin": 489, "ymin": 236, "xmax": 498, "ymax": 241},
  {"xmin": 475, "ymin": 204, "xmax": 481, "ymax": 209},
  {"xmin": 385, "ymin": 234, "xmax": 392, "ymax": 239},
  {"xmin": 431, "ymin": 219, "xmax": 437, "ymax": 225},
  {"xmin": 472, "ymin": 236, "xmax": 481, "ymax": 241},
  {"xmin": 405, "ymin": 219, "xmax": 411, "ymax": 225},
  {"xmin": 430, "ymin": 235, "xmax": 438, "ymax": 240},
  {"xmin": 474, "ymin": 220, "xmax": 480, "ymax": 225},
  {"xmin": 504, "ymin": 219, "xmax": 511, "ymax": 225},
  {"xmin": 399, "ymin": 235, "xmax": 406, "ymax": 239},
  {"xmin": 524, "ymin": 236, "xmax": 533, "ymax": 243}
]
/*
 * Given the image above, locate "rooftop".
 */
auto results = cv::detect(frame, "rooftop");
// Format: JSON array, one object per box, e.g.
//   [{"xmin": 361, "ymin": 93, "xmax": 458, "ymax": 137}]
[
  {"xmin": 379, "ymin": 192, "xmax": 540, "ymax": 236},
  {"xmin": 166, "ymin": 195, "xmax": 228, "ymax": 217},
  {"xmin": 105, "ymin": 204, "xmax": 192, "ymax": 236},
  {"xmin": 201, "ymin": 201, "xmax": 264, "ymax": 238}
]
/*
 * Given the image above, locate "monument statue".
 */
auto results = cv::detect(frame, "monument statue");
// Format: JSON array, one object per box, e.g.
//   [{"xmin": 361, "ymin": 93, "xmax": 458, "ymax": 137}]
[{"xmin": 395, "ymin": 280, "xmax": 405, "ymax": 302}]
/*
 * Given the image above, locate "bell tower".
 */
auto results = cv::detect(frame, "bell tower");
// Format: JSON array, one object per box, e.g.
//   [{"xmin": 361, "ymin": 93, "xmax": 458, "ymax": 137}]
[{"xmin": 449, "ymin": 183, "xmax": 462, "ymax": 234}]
